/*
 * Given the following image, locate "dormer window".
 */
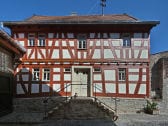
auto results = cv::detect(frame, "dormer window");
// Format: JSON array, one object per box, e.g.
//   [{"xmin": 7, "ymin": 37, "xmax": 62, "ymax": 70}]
[
  {"xmin": 38, "ymin": 33, "xmax": 46, "ymax": 46},
  {"xmin": 122, "ymin": 33, "xmax": 131, "ymax": 47},
  {"xmin": 77, "ymin": 34, "xmax": 87, "ymax": 49}
]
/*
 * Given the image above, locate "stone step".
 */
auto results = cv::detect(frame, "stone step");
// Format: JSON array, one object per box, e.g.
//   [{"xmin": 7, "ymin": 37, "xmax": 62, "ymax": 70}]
[{"xmin": 48, "ymin": 98, "xmax": 116, "ymax": 121}]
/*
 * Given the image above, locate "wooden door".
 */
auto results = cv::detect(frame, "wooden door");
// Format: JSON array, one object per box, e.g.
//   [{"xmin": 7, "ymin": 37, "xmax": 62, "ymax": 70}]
[{"xmin": 72, "ymin": 68, "xmax": 90, "ymax": 96}]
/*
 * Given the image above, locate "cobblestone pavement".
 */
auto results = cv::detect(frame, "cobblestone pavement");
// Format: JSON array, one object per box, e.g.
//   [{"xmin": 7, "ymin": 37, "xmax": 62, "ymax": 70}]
[
  {"xmin": 0, "ymin": 112, "xmax": 168, "ymax": 126},
  {"xmin": 116, "ymin": 113, "xmax": 168, "ymax": 126}
]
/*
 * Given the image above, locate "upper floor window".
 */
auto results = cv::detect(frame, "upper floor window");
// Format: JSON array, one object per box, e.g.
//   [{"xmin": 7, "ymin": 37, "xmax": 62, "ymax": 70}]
[
  {"xmin": 42, "ymin": 68, "xmax": 50, "ymax": 81},
  {"xmin": 28, "ymin": 33, "xmax": 35, "ymax": 46},
  {"xmin": 134, "ymin": 33, "xmax": 149, "ymax": 39},
  {"xmin": 118, "ymin": 68, "xmax": 126, "ymax": 81},
  {"xmin": 32, "ymin": 68, "xmax": 40, "ymax": 81},
  {"xmin": 77, "ymin": 34, "xmax": 87, "ymax": 49},
  {"xmin": 144, "ymin": 33, "xmax": 149, "ymax": 38},
  {"xmin": 133, "ymin": 33, "xmax": 143, "ymax": 38},
  {"xmin": 122, "ymin": 33, "xmax": 131, "ymax": 47},
  {"xmin": 110, "ymin": 33, "xmax": 120, "ymax": 39},
  {"xmin": 38, "ymin": 34, "xmax": 46, "ymax": 46}
]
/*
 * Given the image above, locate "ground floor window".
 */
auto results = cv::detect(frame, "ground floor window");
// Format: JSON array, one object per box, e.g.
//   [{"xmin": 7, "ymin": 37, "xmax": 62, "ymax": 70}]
[
  {"xmin": 42, "ymin": 68, "xmax": 50, "ymax": 81},
  {"xmin": 118, "ymin": 68, "xmax": 126, "ymax": 81},
  {"xmin": 32, "ymin": 68, "xmax": 40, "ymax": 81}
]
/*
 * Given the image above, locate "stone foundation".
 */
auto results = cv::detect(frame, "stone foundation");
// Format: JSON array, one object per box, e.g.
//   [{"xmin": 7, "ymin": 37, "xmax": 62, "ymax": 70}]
[
  {"xmin": 98, "ymin": 97, "xmax": 147, "ymax": 114},
  {"xmin": 13, "ymin": 96, "xmax": 66, "ymax": 113},
  {"xmin": 13, "ymin": 96, "xmax": 148, "ymax": 114}
]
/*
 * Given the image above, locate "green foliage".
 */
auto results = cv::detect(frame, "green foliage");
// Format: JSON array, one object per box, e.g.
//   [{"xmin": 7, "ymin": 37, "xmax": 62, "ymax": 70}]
[{"xmin": 144, "ymin": 100, "xmax": 158, "ymax": 114}]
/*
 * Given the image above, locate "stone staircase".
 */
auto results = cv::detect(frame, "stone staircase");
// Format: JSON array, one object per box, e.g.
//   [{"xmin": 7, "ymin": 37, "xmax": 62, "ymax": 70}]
[{"xmin": 47, "ymin": 97, "xmax": 118, "ymax": 121}]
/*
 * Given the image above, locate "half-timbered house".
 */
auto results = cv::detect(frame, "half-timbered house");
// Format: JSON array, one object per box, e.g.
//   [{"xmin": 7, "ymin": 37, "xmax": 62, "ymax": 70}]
[{"xmin": 4, "ymin": 14, "xmax": 159, "ymax": 98}]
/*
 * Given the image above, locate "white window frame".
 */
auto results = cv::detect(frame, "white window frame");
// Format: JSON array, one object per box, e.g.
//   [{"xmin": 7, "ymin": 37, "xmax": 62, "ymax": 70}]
[
  {"xmin": 64, "ymin": 68, "xmax": 71, "ymax": 72},
  {"xmin": 77, "ymin": 34, "xmax": 87, "ymax": 49},
  {"xmin": 32, "ymin": 68, "xmax": 40, "ymax": 81},
  {"xmin": 133, "ymin": 33, "xmax": 143, "ymax": 38},
  {"xmin": 110, "ymin": 33, "xmax": 120, "ymax": 39},
  {"xmin": 38, "ymin": 34, "xmax": 46, "ymax": 46},
  {"xmin": 28, "ymin": 33, "xmax": 35, "ymax": 46},
  {"xmin": 122, "ymin": 33, "xmax": 131, "ymax": 47},
  {"xmin": 94, "ymin": 68, "xmax": 101, "ymax": 72},
  {"xmin": 119, "ymin": 68, "xmax": 126, "ymax": 81},
  {"xmin": 42, "ymin": 68, "xmax": 50, "ymax": 81}
]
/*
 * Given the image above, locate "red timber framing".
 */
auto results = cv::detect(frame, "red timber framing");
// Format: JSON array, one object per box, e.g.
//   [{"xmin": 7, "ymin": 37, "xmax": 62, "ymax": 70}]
[{"xmin": 3, "ymin": 14, "xmax": 159, "ymax": 98}]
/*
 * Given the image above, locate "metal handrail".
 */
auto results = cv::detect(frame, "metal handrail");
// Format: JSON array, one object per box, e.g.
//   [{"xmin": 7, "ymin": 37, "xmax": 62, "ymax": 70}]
[
  {"xmin": 44, "ymin": 82, "xmax": 88, "ymax": 101},
  {"xmin": 93, "ymin": 84, "xmax": 119, "ymax": 114},
  {"xmin": 43, "ymin": 83, "xmax": 72, "ymax": 119}
]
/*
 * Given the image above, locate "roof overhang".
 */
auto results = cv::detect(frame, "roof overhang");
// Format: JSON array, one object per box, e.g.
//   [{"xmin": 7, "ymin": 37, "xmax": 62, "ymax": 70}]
[
  {"xmin": 3, "ymin": 20, "xmax": 160, "ymax": 26},
  {"xmin": 0, "ymin": 30, "xmax": 26, "ymax": 55}
]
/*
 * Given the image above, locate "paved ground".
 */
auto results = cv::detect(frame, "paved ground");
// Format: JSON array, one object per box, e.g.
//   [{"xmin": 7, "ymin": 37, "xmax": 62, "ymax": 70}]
[
  {"xmin": 0, "ymin": 112, "xmax": 168, "ymax": 126},
  {"xmin": 116, "ymin": 113, "xmax": 168, "ymax": 126}
]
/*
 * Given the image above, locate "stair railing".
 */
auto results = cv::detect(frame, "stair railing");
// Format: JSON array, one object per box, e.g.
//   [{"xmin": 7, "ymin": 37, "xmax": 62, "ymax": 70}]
[
  {"xmin": 93, "ymin": 84, "xmax": 120, "ymax": 115},
  {"xmin": 43, "ymin": 83, "xmax": 72, "ymax": 119},
  {"xmin": 43, "ymin": 81, "xmax": 88, "ymax": 118}
]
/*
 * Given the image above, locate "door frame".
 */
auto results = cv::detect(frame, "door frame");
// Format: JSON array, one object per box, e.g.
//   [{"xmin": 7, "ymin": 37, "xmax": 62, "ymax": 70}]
[{"xmin": 71, "ymin": 66, "xmax": 93, "ymax": 97}]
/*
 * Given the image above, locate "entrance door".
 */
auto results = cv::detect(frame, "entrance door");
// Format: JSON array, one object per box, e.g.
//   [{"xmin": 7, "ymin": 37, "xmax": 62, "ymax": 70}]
[{"xmin": 72, "ymin": 68, "xmax": 91, "ymax": 97}]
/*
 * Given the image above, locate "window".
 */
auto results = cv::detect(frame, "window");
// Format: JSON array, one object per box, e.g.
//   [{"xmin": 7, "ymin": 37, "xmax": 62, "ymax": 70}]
[
  {"xmin": 38, "ymin": 34, "xmax": 46, "ymax": 46},
  {"xmin": 42, "ymin": 68, "xmax": 50, "ymax": 81},
  {"xmin": 77, "ymin": 34, "xmax": 87, "ymax": 49},
  {"xmin": 32, "ymin": 68, "xmax": 40, "ymax": 81},
  {"xmin": 122, "ymin": 33, "xmax": 131, "ymax": 47},
  {"xmin": 133, "ymin": 33, "xmax": 143, "ymax": 38},
  {"xmin": 28, "ymin": 33, "xmax": 35, "ymax": 46},
  {"xmin": 133, "ymin": 33, "xmax": 149, "ymax": 39},
  {"xmin": 94, "ymin": 68, "xmax": 101, "ymax": 72},
  {"xmin": 118, "ymin": 68, "xmax": 126, "ymax": 81},
  {"xmin": 110, "ymin": 33, "xmax": 120, "ymax": 39},
  {"xmin": 64, "ymin": 68, "xmax": 71, "ymax": 72},
  {"xmin": 144, "ymin": 33, "xmax": 149, "ymax": 38}
]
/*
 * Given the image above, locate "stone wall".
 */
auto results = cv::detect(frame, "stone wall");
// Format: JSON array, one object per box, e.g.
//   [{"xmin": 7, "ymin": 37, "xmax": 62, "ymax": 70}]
[
  {"xmin": 13, "ymin": 96, "xmax": 147, "ymax": 114},
  {"xmin": 13, "ymin": 97, "xmax": 66, "ymax": 113},
  {"xmin": 98, "ymin": 97, "xmax": 146, "ymax": 114},
  {"xmin": 150, "ymin": 51, "xmax": 168, "ymax": 98},
  {"xmin": 150, "ymin": 51, "xmax": 168, "ymax": 113},
  {"xmin": 0, "ymin": 47, "xmax": 13, "ymax": 73}
]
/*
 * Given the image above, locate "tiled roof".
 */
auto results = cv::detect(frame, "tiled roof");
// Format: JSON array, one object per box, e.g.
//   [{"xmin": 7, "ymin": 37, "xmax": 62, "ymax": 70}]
[
  {"xmin": 0, "ymin": 30, "xmax": 26, "ymax": 53},
  {"xmin": 3, "ymin": 14, "xmax": 159, "ymax": 26},
  {"xmin": 25, "ymin": 14, "xmax": 138, "ymax": 22}
]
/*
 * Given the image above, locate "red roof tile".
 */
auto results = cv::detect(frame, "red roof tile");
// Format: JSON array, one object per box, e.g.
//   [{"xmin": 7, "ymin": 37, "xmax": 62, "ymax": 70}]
[
  {"xmin": 25, "ymin": 14, "xmax": 138, "ymax": 22},
  {"xmin": 3, "ymin": 14, "xmax": 159, "ymax": 27}
]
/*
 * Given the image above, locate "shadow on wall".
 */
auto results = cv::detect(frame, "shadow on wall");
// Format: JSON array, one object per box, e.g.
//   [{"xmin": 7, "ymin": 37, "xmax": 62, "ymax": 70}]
[
  {"xmin": 0, "ymin": 72, "xmax": 13, "ymax": 117},
  {"xmin": 151, "ymin": 58, "xmax": 163, "ymax": 99},
  {"xmin": 14, "ymin": 67, "xmax": 63, "ymax": 98}
]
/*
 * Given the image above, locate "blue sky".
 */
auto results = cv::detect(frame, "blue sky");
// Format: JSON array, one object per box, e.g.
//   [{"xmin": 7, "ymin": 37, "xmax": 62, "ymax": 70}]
[{"xmin": 0, "ymin": 0, "xmax": 167, "ymax": 54}]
